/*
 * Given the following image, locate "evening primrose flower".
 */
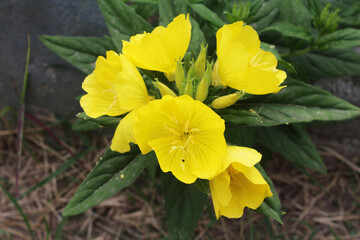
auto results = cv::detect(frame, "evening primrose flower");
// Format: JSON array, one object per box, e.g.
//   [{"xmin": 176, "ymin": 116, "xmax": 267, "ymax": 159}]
[
  {"xmin": 134, "ymin": 95, "xmax": 227, "ymax": 184},
  {"xmin": 79, "ymin": 51, "xmax": 152, "ymax": 153},
  {"xmin": 213, "ymin": 21, "xmax": 286, "ymax": 94},
  {"xmin": 209, "ymin": 146, "xmax": 272, "ymax": 219},
  {"xmin": 122, "ymin": 14, "xmax": 191, "ymax": 81},
  {"xmin": 80, "ymin": 51, "xmax": 151, "ymax": 118}
]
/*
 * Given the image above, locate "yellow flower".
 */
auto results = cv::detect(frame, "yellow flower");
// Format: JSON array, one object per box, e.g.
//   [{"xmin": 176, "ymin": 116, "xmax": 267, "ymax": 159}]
[
  {"xmin": 122, "ymin": 14, "xmax": 191, "ymax": 80},
  {"xmin": 209, "ymin": 146, "xmax": 272, "ymax": 219},
  {"xmin": 213, "ymin": 21, "xmax": 286, "ymax": 94},
  {"xmin": 80, "ymin": 51, "xmax": 151, "ymax": 118},
  {"xmin": 134, "ymin": 95, "xmax": 227, "ymax": 184}
]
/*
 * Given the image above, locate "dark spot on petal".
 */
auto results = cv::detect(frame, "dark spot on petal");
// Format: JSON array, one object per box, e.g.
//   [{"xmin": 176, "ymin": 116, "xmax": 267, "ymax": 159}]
[{"xmin": 182, "ymin": 159, "xmax": 185, "ymax": 162}]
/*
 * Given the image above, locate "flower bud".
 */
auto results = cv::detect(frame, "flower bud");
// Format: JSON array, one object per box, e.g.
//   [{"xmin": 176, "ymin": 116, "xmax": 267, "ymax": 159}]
[
  {"xmin": 195, "ymin": 61, "xmax": 213, "ymax": 102},
  {"xmin": 175, "ymin": 61, "xmax": 186, "ymax": 90},
  {"xmin": 314, "ymin": 4, "xmax": 340, "ymax": 35},
  {"xmin": 153, "ymin": 79, "xmax": 177, "ymax": 97},
  {"xmin": 195, "ymin": 43, "xmax": 207, "ymax": 80},
  {"xmin": 211, "ymin": 92, "xmax": 244, "ymax": 109},
  {"xmin": 183, "ymin": 77, "xmax": 194, "ymax": 97},
  {"xmin": 211, "ymin": 60, "xmax": 222, "ymax": 87}
]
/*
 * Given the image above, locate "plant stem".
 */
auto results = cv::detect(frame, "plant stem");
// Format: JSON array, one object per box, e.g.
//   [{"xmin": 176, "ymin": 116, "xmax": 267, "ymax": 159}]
[{"xmin": 16, "ymin": 34, "xmax": 30, "ymax": 196}]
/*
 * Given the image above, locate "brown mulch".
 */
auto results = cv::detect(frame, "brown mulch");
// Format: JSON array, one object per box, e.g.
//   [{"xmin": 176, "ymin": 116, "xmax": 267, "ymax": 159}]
[{"xmin": 0, "ymin": 110, "xmax": 359, "ymax": 240}]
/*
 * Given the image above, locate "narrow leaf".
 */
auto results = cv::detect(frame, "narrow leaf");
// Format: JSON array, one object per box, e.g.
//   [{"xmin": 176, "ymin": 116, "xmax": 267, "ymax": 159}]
[
  {"xmin": 280, "ymin": 0, "xmax": 311, "ymax": 28},
  {"xmin": 256, "ymin": 125, "xmax": 326, "ymax": 172},
  {"xmin": 261, "ymin": 21, "xmax": 312, "ymax": 40},
  {"xmin": 158, "ymin": 0, "xmax": 187, "ymax": 26},
  {"xmin": 250, "ymin": 0, "xmax": 281, "ymax": 31},
  {"xmin": 188, "ymin": 17, "xmax": 206, "ymax": 53},
  {"xmin": 162, "ymin": 173, "xmax": 207, "ymax": 240},
  {"xmin": 39, "ymin": 36, "xmax": 116, "ymax": 74},
  {"xmin": 98, "ymin": 0, "xmax": 153, "ymax": 51},
  {"xmin": 76, "ymin": 112, "xmax": 121, "ymax": 129},
  {"xmin": 317, "ymin": 28, "xmax": 360, "ymax": 49},
  {"xmin": 63, "ymin": 149, "xmax": 156, "ymax": 216},
  {"xmin": 235, "ymin": 78, "xmax": 360, "ymax": 126},
  {"xmin": 189, "ymin": 3, "xmax": 225, "ymax": 28},
  {"xmin": 288, "ymin": 48, "xmax": 360, "ymax": 78},
  {"xmin": 254, "ymin": 164, "xmax": 283, "ymax": 224},
  {"xmin": 216, "ymin": 109, "xmax": 262, "ymax": 125},
  {"xmin": 0, "ymin": 184, "xmax": 35, "ymax": 239}
]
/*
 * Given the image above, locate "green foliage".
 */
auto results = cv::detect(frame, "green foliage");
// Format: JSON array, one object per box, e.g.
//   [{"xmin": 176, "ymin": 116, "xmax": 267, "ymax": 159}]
[
  {"xmin": 62, "ymin": 149, "xmax": 156, "ymax": 216},
  {"xmin": 289, "ymin": 49, "xmax": 360, "ymax": 79},
  {"xmin": 254, "ymin": 164, "xmax": 283, "ymax": 224},
  {"xmin": 98, "ymin": 0, "xmax": 153, "ymax": 51},
  {"xmin": 162, "ymin": 173, "xmax": 207, "ymax": 240},
  {"xmin": 256, "ymin": 124, "xmax": 326, "ymax": 173},
  {"xmin": 230, "ymin": 78, "xmax": 360, "ymax": 126},
  {"xmin": 39, "ymin": 36, "xmax": 116, "ymax": 74}
]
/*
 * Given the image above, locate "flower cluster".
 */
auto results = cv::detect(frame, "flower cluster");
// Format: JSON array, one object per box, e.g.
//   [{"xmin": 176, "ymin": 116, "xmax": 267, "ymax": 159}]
[{"xmin": 80, "ymin": 14, "xmax": 286, "ymax": 219}]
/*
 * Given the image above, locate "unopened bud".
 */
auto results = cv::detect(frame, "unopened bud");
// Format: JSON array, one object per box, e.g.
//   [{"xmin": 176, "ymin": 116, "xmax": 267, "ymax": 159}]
[
  {"xmin": 314, "ymin": 4, "xmax": 340, "ymax": 35},
  {"xmin": 175, "ymin": 61, "xmax": 185, "ymax": 90},
  {"xmin": 211, "ymin": 60, "xmax": 222, "ymax": 86},
  {"xmin": 195, "ymin": 43, "xmax": 207, "ymax": 80},
  {"xmin": 153, "ymin": 79, "xmax": 176, "ymax": 97},
  {"xmin": 195, "ymin": 61, "xmax": 213, "ymax": 102},
  {"xmin": 211, "ymin": 92, "xmax": 244, "ymax": 109},
  {"xmin": 183, "ymin": 77, "xmax": 194, "ymax": 97}
]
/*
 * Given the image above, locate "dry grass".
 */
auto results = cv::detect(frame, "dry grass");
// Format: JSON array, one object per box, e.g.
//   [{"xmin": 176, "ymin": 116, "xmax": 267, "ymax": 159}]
[{"xmin": 0, "ymin": 110, "xmax": 359, "ymax": 239}]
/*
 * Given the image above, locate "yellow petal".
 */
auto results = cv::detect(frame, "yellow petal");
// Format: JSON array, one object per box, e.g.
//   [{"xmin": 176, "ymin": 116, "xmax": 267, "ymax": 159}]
[
  {"xmin": 226, "ymin": 146, "xmax": 262, "ymax": 167},
  {"xmin": 110, "ymin": 109, "xmax": 138, "ymax": 153},
  {"xmin": 218, "ymin": 42, "xmax": 248, "ymax": 87},
  {"xmin": 232, "ymin": 163, "xmax": 267, "ymax": 185},
  {"xmin": 123, "ymin": 14, "xmax": 191, "ymax": 74},
  {"xmin": 235, "ymin": 67, "xmax": 284, "ymax": 94},
  {"xmin": 217, "ymin": 22, "xmax": 260, "ymax": 59},
  {"xmin": 229, "ymin": 170, "xmax": 269, "ymax": 210},
  {"xmin": 209, "ymin": 171, "xmax": 232, "ymax": 207},
  {"xmin": 80, "ymin": 51, "xmax": 150, "ymax": 118},
  {"xmin": 250, "ymin": 49, "xmax": 277, "ymax": 70},
  {"xmin": 80, "ymin": 73, "xmax": 126, "ymax": 118}
]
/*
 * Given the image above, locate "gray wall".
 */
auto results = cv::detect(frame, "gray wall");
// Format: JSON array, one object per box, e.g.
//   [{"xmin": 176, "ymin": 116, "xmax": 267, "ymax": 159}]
[{"xmin": 0, "ymin": 0, "xmax": 108, "ymax": 119}]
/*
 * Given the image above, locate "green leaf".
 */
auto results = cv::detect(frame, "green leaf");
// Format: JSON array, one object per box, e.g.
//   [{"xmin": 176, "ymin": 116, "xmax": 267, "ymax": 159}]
[
  {"xmin": 98, "ymin": 0, "xmax": 153, "ymax": 51},
  {"xmin": 76, "ymin": 112, "xmax": 121, "ymax": 129},
  {"xmin": 256, "ymin": 125, "xmax": 326, "ymax": 172},
  {"xmin": 189, "ymin": 3, "xmax": 225, "ymax": 28},
  {"xmin": 250, "ymin": 0, "xmax": 281, "ymax": 31},
  {"xmin": 216, "ymin": 109, "xmax": 262, "ymax": 125},
  {"xmin": 188, "ymin": 17, "xmax": 206, "ymax": 53},
  {"xmin": 261, "ymin": 21, "xmax": 312, "ymax": 40},
  {"xmin": 288, "ymin": 48, "xmax": 360, "ymax": 78},
  {"xmin": 158, "ymin": 0, "xmax": 187, "ymax": 26},
  {"xmin": 317, "ymin": 28, "xmax": 360, "ymax": 49},
  {"xmin": 235, "ymin": 78, "xmax": 360, "ymax": 126},
  {"xmin": 254, "ymin": 164, "xmax": 283, "ymax": 224},
  {"xmin": 224, "ymin": 126, "xmax": 256, "ymax": 147},
  {"xmin": 39, "ymin": 36, "xmax": 116, "ymax": 74},
  {"xmin": 63, "ymin": 149, "xmax": 156, "ymax": 216},
  {"xmin": 162, "ymin": 173, "xmax": 207, "ymax": 240},
  {"xmin": 280, "ymin": 0, "xmax": 311, "ymax": 28},
  {"xmin": 193, "ymin": 178, "xmax": 210, "ymax": 195},
  {"xmin": 72, "ymin": 118, "xmax": 100, "ymax": 131}
]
